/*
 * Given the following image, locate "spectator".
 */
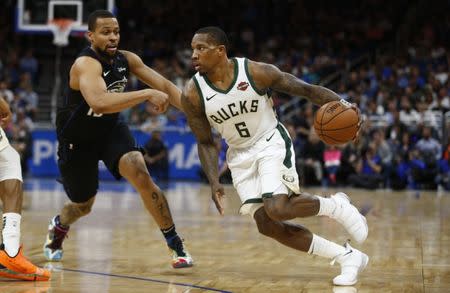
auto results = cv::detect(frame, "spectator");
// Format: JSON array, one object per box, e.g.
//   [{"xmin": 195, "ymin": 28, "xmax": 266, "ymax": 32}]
[
  {"xmin": 19, "ymin": 49, "xmax": 39, "ymax": 84},
  {"xmin": 140, "ymin": 104, "xmax": 168, "ymax": 132},
  {"xmin": 143, "ymin": 131, "xmax": 169, "ymax": 182},
  {"xmin": 348, "ymin": 144, "xmax": 383, "ymax": 189},
  {"xmin": 9, "ymin": 110, "xmax": 33, "ymax": 175},
  {"xmin": 18, "ymin": 85, "xmax": 38, "ymax": 120},
  {"xmin": 323, "ymin": 145, "xmax": 341, "ymax": 186},
  {"xmin": 298, "ymin": 128, "xmax": 325, "ymax": 185},
  {"xmin": 372, "ymin": 129, "xmax": 393, "ymax": 187},
  {"xmin": 0, "ymin": 80, "xmax": 13, "ymax": 103}
]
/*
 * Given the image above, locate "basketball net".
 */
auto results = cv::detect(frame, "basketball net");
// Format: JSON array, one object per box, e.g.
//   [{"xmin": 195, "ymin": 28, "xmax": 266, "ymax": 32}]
[{"xmin": 48, "ymin": 18, "xmax": 75, "ymax": 47}]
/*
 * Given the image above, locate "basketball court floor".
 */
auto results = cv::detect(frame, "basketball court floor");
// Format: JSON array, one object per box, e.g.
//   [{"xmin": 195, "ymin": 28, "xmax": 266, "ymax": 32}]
[{"xmin": 0, "ymin": 179, "xmax": 449, "ymax": 292}]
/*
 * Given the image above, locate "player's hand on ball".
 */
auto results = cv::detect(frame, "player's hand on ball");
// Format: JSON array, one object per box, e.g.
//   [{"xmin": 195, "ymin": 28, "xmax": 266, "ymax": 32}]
[
  {"xmin": 147, "ymin": 89, "xmax": 169, "ymax": 113},
  {"xmin": 211, "ymin": 182, "xmax": 225, "ymax": 215},
  {"xmin": 351, "ymin": 103, "xmax": 364, "ymax": 144}
]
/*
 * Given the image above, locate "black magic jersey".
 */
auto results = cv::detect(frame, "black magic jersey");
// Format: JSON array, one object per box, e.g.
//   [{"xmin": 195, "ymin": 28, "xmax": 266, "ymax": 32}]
[{"xmin": 56, "ymin": 47, "xmax": 129, "ymax": 143}]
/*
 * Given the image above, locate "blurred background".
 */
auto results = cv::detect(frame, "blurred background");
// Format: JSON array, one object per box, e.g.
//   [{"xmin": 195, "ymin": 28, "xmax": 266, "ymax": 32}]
[{"xmin": 1, "ymin": 0, "xmax": 449, "ymax": 191}]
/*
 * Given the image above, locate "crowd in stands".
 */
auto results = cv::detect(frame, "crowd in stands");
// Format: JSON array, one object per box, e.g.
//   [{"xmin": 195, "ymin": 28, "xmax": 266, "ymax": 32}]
[
  {"xmin": 0, "ymin": 14, "xmax": 38, "ymax": 174},
  {"xmin": 0, "ymin": 0, "xmax": 448, "ymax": 191},
  {"xmin": 286, "ymin": 24, "xmax": 449, "ymax": 190}
]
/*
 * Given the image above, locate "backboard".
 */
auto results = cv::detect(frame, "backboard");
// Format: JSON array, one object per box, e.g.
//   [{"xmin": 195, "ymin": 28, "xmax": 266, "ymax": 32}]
[{"xmin": 16, "ymin": 0, "xmax": 116, "ymax": 33}]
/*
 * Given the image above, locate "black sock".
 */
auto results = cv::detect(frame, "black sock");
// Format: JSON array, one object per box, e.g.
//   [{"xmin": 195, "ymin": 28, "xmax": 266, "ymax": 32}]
[{"xmin": 161, "ymin": 225, "xmax": 186, "ymax": 256}]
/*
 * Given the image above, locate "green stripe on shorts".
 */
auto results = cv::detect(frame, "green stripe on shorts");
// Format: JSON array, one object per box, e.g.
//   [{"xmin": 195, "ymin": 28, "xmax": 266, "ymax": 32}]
[
  {"xmin": 276, "ymin": 124, "xmax": 292, "ymax": 168},
  {"xmin": 243, "ymin": 198, "xmax": 264, "ymax": 204}
]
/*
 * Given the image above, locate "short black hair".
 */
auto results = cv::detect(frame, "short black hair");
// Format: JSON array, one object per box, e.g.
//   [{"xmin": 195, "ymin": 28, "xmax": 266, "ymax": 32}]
[
  {"xmin": 88, "ymin": 10, "xmax": 115, "ymax": 31},
  {"xmin": 195, "ymin": 26, "xmax": 229, "ymax": 50}
]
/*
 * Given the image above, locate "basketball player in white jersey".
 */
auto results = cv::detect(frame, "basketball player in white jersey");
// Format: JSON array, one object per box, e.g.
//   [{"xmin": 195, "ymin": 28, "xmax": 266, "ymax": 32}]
[
  {"xmin": 0, "ymin": 97, "xmax": 50, "ymax": 281},
  {"xmin": 182, "ymin": 27, "xmax": 369, "ymax": 286}
]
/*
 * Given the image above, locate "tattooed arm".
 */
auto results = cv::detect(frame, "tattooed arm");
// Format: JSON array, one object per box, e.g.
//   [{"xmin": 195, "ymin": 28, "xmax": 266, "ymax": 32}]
[
  {"xmin": 182, "ymin": 79, "xmax": 225, "ymax": 215},
  {"xmin": 247, "ymin": 60, "xmax": 340, "ymax": 106}
]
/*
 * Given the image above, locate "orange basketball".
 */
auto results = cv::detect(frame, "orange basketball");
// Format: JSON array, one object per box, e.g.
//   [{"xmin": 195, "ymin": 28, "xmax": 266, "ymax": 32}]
[{"xmin": 313, "ymin": 100, "xmax": 359, "ymax": 145}]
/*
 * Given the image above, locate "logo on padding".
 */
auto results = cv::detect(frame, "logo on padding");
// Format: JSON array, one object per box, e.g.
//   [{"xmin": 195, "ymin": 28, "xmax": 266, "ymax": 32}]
[{"xmin": 282, "ymin": 175, "xmax": 295, "ymax": 183}]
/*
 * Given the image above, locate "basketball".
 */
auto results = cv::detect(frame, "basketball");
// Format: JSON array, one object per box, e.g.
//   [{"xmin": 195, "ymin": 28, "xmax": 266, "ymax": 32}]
[{"xmin": 313, "ymin": 100, "xmax": 359, "ymax": 145}]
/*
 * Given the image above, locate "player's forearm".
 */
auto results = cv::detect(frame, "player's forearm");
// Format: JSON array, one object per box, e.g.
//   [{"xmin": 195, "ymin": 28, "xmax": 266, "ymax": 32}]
[
  {"xmin": 198, "ymin": 143, "xmax": 220, "ymax": 185},
  {"xmin": 166, "ymin": 83, "xmax": 183, "ymax": 111},
  {"xmin": 92, "ymin": 89, "xmax": 152, "ymax": 114},
  {"xmin": 275, "ymin": 73, "xmax": 340, "ymax": 106}
]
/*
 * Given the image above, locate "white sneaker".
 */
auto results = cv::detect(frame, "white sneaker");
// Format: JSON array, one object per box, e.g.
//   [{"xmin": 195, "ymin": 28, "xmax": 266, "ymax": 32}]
[
  {"xmin": 332, "ymin": 243, "xmax": 369, "ymax": 286},
  {"xmin": 330, "ymin": 192, "xmax": 368, "ymax": 244}
]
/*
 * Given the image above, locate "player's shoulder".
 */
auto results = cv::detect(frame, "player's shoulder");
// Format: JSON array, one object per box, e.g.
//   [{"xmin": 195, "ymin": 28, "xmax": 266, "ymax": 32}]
[
  {"xmin": 118, "ymin": 49, "xmax": 133, "ymax": 58},
  {"xmin": 246, "ymin": 58, "xmax": 277, "ymax": 75},
  {"xmin": 72, "ymin": 56, "xmax": 102, "ymax": 73},
  {"xmin": 182, "ymin": 77, "xmax": 202, "ymax": 110},
  {"xmin": 184, "ymin": 77, "xmax": 200, "ymax": 99},
  {"xmin": 119, "ymin": 50, "xmax": 139, "ymax": 61}
]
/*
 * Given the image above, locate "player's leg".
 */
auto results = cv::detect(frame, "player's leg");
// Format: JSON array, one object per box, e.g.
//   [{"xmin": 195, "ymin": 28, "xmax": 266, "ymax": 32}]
[
  {"xmin": 263, "ymin": 192, "xmax": 368, "ymax": 243},
  {"xmin": 43, "ymin": 141, "xmax": 99, "ymax": 261},
  {"xmin": 252, "ymin": 206, "xmax": 369, "ymax": 286},
  {"xmin": 261, "ymin": 124, "xmax": 368, "ymax": 243},
  {"xmin": 103, "ymin": 123, "xmax": 192, "ymax": 268},
  {"xmin": 0, "ymin": 145, "xmax": 51, "ymax": 280}
]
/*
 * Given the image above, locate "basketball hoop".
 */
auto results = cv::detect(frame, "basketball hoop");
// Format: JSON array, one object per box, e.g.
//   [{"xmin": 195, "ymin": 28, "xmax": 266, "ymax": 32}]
[{"xmin": 48, "ymin": 18, "xmax": 75, "ymax": 47}]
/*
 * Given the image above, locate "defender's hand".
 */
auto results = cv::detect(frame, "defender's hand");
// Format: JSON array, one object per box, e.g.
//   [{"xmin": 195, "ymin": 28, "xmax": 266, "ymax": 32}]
[
  {"xmin": 147, "ymin": 90, "xmax": 169, "ymax": 113},
  {"xmin": 211, "ymin": 182, "xmax": 225, "ymax": 215}
]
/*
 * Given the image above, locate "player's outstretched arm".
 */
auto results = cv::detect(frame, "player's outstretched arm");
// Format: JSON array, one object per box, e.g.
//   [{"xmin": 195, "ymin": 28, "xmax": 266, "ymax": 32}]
[
  {"xmin": 247, "ymin": 60, "xmax": 340, "ymax": 106},
  {"xmin": 182, "ymin": 79, "xmax": 225, "ymax": 215},
  {"xmin": 122, "ymin": 50, "xmax": 183, "ymax": 111},
  {"xmin": 74, "ymin": 57, "xmax": 168, "ymax": 114},
  {"xmin": 0, "ymin": 97, "xmax": 12, "ymax": 127}
]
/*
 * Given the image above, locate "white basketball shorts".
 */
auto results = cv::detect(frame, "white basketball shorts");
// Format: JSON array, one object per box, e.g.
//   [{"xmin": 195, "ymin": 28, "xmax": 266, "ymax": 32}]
[
  {"xmin": 0, "ymin": 145, "xmax": 23, "ymax": 182},
  {"xmin": 227, "ymin": 123, "xmax": 300, "ymax": 217}
]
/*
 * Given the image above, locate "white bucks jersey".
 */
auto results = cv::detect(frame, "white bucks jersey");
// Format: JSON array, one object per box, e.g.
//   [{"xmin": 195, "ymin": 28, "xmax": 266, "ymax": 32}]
[
  {"xmin": 0, "ymin": 127, "xmax": 9, "ymax": 151},
  {"xmin": 194, "ymin": 58, "xmax": 278, "ymax": 148}
]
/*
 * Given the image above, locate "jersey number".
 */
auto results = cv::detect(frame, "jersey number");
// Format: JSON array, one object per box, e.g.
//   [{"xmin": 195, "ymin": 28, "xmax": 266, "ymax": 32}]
[
  {"xmin": 235, "ymin": 122, "xmax": 250, "ymax": 138},
  {"xmin": 87, "ymin": 108, "xmax": 103, "ymax": 117}
]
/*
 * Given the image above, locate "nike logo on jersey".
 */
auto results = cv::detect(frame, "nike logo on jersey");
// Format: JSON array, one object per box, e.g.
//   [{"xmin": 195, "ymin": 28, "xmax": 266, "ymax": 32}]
[
  {"xmin": 103, "ymin": 71, "xmax": 110, "ymax": 76},
  {"xmin": 266, "ymin": 132, "xmax": 275, "ymax": 141},
  {"xmin": 206, "ymin": 93, "xmax": 217, "ymax": 101}
]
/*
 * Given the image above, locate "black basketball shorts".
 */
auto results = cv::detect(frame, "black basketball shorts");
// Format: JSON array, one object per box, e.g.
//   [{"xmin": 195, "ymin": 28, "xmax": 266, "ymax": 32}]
[{"xmin": 57, "ymin": 122, "xmax": 141, "ymax": 203}]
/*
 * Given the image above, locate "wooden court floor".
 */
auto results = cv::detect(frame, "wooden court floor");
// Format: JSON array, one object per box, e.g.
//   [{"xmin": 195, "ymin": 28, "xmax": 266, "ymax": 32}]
[{"xmin": 0, "ymin": 179, "xmax": 449, "ymax": 292}]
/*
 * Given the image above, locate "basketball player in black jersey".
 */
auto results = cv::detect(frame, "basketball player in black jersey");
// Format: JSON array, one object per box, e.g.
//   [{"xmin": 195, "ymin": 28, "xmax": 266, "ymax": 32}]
[{"xmin": 43, "ymin": 10, "xmax": 193, "ymax": 268}]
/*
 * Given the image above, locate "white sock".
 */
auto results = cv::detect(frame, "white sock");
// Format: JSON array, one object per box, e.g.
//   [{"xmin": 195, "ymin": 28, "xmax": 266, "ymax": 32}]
[
  {"xmin": 317, "ymin": 196, "xmax": 336, "ymax": 217},
  {"xmin": 2, "ymin": 213, "xmax": 21, "ymax": 256},
  {"xmin": 307, "ymin": 234, "xmax": 346, "ymax": 259}
]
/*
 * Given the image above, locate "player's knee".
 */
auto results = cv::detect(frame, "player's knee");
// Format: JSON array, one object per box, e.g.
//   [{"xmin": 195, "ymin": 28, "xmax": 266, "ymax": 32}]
[
  {"xmin": 73, "ymin": 201, "xmax": 93, "ymax": 216},
  {"xmin": 264, "ymin": 198, "xmax": 289, "ymax": 221},
  {"xmin": 253, "ymin": 208, "xmax": 276, "ymax": 237},
  {"xmin": 119, "ymin": 152, "xmax": 150, "ymax": 184}
]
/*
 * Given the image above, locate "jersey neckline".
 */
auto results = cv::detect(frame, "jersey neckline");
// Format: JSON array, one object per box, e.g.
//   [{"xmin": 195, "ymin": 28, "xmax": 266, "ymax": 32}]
[{"xmin": 202, "ymin": 58, "xmax": 238, "ymax": 94}]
